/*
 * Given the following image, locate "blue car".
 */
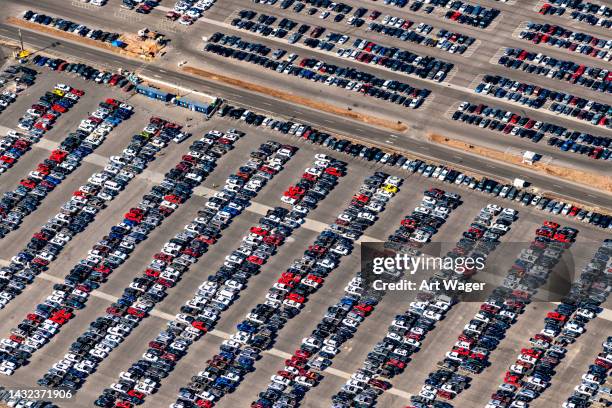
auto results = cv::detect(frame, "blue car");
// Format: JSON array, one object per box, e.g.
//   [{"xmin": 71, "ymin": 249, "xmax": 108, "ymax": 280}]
[
  {"xmin": 236, "ymin": 321, "xmax": 256, "ymax": 333},
  {"xmin": 104, "ymin": 116, "xmax": 121, "ymax": 126},
  {"xmin": 43, "ymin": 176, "xmax": 62, "ymax": 186},
  {"xmin": 222, "ymin": 206, "xmax": 240, "ymax": 216}
]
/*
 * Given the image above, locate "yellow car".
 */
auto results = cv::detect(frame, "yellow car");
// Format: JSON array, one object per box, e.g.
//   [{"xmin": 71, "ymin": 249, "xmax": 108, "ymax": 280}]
[
  {"xmin": 382, "ymin": 184, "xmax": 398, "ymax": 193},
  {"xmin": 52, "ymin": 89, "xmax": 65, "ymax": 97}
]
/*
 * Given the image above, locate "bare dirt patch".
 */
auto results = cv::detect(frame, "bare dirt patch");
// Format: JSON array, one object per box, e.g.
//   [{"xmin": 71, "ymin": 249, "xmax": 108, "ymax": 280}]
[
  {"xmin": 182, "ymin": 65, "xmax": 408, "ymax": 132},
  {"xmin": 429, "ymin": 133, "xmax": 612, "ymax": 205}
]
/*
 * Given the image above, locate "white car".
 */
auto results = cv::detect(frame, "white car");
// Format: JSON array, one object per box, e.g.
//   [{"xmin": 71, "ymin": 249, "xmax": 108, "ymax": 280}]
[{"xmin": 0, "ymin": 361, "xmax": 16, "ymax": 375}]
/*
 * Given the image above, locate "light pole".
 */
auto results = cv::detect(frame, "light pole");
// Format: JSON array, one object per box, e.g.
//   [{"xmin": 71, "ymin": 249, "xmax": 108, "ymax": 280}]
[{"xmin": 18, "ymin": 28, "xmax": 23, "ymax": 52}]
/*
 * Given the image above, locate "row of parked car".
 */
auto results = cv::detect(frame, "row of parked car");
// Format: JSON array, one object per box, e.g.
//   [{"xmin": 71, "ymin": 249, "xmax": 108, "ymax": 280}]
[
  {"xmin": 170, "ymin": 171, "xmax": 396, "ymax": 408},
  {"xmin": 488, "ymin": 239, "xmax": 610, "ymax": 408},
  {"xmin": 519, "ymin": 21, "xmax": 612, "ymax": 62},
  {"xmin": 205, "ymin": 33, "xmax": 431, "ymax": 108},
  {"xmin": 475, "ymin": 74, "xmax": 612, "ymax": 129},
  {"xmin": 452, "ymin": 101, "xmax": 611, "ymax": 159},
  {"xmin": 217, "ymin": 102, "xmax": 612, "ymax": 230},
  {"xmin": 415, "ymin": 221, "xmax": 578, "ymax": 407},
  {"xmin": 542, "ymin": 0, "xmax": 611, "ymax": 28},
  {"xmin": 15, "ymin": 82, "xmax": 81, "ymax": 135},
  {"xmin": 563, "ymin": 333, "xmax": 612, "ymax": 408},
  {"xmin": 369, "ymin": 16, "xmax": 476, "ymax": 55},
  {"xmin": 0, "ymin": 87, "xmax": 107, "ymax": 239},
  {"xmin": 336, "ymin": 202, "xmax": 507, "ymax": 408},
  {"xmin": 337, "ymin": 36, "xmax": 453, "ymax": 83},
  {"xmin": 120, "ymin": 0, "xmax": 160, "ymax": 14},
  {"xmin": 167, "ymin": 0, "xmax": 216, "ymax": 25},
  {"xmin": 498, "ymin": 48, "xmax": 612, "ymax": 94},
  {"xmin": 30, "ymin": 55, "xmax": 138, "ymax": 92},
  {"xmin": 22, "ymin": 10, "xmax": 121, "ymax": 44},
  {"xmin": 98, "ymin": 154, "xmax": 344, "ymax": 407},
  {"xmin": 43, "ymin": 135, "xmax": 297, "ymax": 402},
  {"xmin": 232, "ymin": 5, "xmax": 455, "ymax": 84},
  {"xmin": 383, "ymin": 0, "xmax": 499, "ymax": 28}
]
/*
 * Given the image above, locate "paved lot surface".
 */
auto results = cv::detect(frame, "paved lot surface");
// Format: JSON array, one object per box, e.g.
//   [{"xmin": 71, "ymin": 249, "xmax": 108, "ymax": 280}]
[{"xmin": 0, "ymin": 1, "xmax": 610, "ymax": 407}]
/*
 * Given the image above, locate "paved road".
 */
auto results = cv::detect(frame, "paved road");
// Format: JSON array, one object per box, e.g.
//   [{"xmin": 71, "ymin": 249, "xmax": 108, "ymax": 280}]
[
  {"xmin": 3, "ymin": 0, "xmax": 611, "ymax": 177},
  {"xmin": 0, "ymin": 26, "xmax": 610, "ymax": 211}
]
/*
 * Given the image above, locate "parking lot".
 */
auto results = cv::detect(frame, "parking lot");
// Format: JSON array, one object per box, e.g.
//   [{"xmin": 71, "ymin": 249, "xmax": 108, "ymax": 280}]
[{"xmin": 0, "ymin": 62, "xmax": 609, "ymax": 408}]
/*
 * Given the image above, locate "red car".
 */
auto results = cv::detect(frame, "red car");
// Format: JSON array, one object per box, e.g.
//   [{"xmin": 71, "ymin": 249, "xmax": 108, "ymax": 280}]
[
  {"xmin": 127, "ymin": 390, "xmax": 144, "ymax": 400},
  {"xmin": 0, "ymin": 155, "xmax": 15, "ymax": 164},
  {"xmin": 95, "ymin": 264, "xmax": 112, "ymax": 275},
  {"xmin": 301, "ymin": 172, "xmax": 317, "ymax": 182},
  {"xmin": 504, "ymin": 372, "xmax": 521, "ymax": 385},
  {"xmin": 325, "ymin": 167, "xmax": 342, "ymax": 176},
  {"xmin": 263, "ymin": 234, "xmax": 283, "ymax": 246},
  {"xmin": 294, "ymin": 349, "xmax": 311, "ymax": 359},
  {"xmin": 49, "ymin": 149, "xmax": 68, "ymax": 163},
  {"xmin": 191, "ymin": 321, "xmax": 208, "ymax": 332},
  {"xmin": 196, "ymin": 234, "xmax": 217, "ymax": 245},
  {"xmin": 247, "ymin": 255, "xmax": 264, "ymax": 265},
  {"xmin": 250, "ymin": 226, "xmax": 269, "ymax": 236},
  {"xmin": 20, "ymin": 179, "xmax": 37, "ymax": 189},
  {"xmin": 126, "ymin": 307, "xmax": 145, "ymax": 318},
  {"xmin": 386, "ymin": 359, "xmax": 406, "ymax": 369},
  {"xmin": 543, "ymin": 221, "xmax": 559, "ymax": 229},
  {"xmin": 306, "ymin": 274, "xmax": 323, "ymax": 284},
  {"xmin": 166, "ymin": 10, "xmax": 180, "ymax": 20},
  {"xmin": 286, "ymin": 293, "xmax": 305, "ymax": 303},
  {"xmin": 51, "ymin": 104, "xmax": 67, "ymax": 113}
]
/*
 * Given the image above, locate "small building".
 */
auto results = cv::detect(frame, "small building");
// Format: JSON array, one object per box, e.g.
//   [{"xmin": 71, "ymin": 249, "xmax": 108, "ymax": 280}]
[{"xmin": 135, "ymin": 85, "xmax": 174, "ymax": 102}]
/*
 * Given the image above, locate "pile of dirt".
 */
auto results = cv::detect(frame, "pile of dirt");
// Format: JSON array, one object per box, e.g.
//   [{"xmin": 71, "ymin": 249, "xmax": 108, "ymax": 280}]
[
  {"xmin": 120, "ymin": 32, "xmax": 165, "ymax": 59},
  {"xmin": 182, "ymin": 65, "xmax": 408, "ymax": 132}
]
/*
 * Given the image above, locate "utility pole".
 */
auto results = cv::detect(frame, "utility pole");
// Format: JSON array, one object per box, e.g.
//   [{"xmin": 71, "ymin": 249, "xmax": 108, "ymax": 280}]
[{"xmin": 18, "ymin": 28, "xmax": 23, "ymax": 52}]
